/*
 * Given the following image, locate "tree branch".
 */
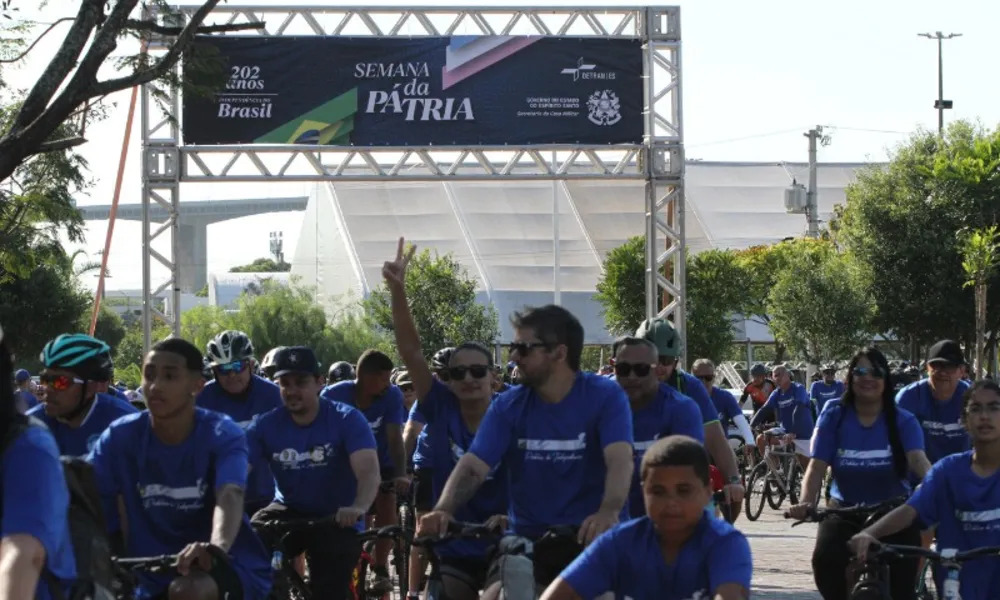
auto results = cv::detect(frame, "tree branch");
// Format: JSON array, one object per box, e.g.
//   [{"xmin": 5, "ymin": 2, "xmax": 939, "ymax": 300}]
[
  {"xmin": 124, "ymin": 18, "xmax": 265, "ymax": 35},
  {"xmin": 33, "ymin": 136, "xmax": 88, "ymax": 154},
  {"xmin": 0, "ymin": 17, "xmax": 75, "ymax": 64}
]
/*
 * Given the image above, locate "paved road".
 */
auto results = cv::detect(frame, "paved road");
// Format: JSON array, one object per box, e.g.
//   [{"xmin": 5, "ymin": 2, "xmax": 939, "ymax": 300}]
[{"xmin": 738, "ymin": 508, "xmax": 823, "ymax": 599}]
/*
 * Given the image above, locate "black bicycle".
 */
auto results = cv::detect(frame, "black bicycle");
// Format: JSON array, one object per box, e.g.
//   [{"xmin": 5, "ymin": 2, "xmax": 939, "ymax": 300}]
[
  {"xmin": 407, "ymin": 521, "xmax": 503, "ymax": 600},
  {"xmin": 854, "ymin": 542, "xmax": 1000, "ymax": 600},
  {"xmin": 111, "ymin": 554, "xmax": 179, "ymax": 599}
]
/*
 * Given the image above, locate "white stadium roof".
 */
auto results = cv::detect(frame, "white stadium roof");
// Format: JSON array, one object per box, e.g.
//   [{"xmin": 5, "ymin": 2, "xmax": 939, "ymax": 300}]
[{"xmin": 291, "ymin": 161, "xmax": 875, "ymax": 344}]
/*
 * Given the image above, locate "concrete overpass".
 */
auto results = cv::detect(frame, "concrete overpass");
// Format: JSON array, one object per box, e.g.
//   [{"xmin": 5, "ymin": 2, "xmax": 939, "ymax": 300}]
[{"xmin": 78, "ymin": 197, "xmax": 308, "ymax": 292}]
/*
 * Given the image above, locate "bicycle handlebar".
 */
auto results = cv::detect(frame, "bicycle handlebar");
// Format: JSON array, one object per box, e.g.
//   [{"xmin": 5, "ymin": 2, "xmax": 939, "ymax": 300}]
[
  {"xmin": 113, "ymin": 555, "xmax": 178, "ymax": 571},
  {"xmin": 871, "ymin": 543, "xmax": 1000, "ymax": 563},
  {"xmin": 784, "ymin": 497, "xmax": 906, "ymax": 527}
]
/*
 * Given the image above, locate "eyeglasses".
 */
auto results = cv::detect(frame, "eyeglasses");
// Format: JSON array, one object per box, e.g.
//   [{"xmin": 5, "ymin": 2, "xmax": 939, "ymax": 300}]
[
  {"xmin": 39, "ymin": 373, "xmax": 85, "ymax": 391},
  {"xmin": 447, "ymin": 365, "xmax": 490, "ymax": 381},
  {"xmin": 696, "ymin": 374, "xmax": 715, "ymax": 383},
  {"xmin": 508, "ymin": 342, "xmax": 547, "ymax": 356},
  {"xmin": 851, "ymin": 366, "xmax": 884, "ymax": 378},
  {"xmin": 966, "ymin": 402, "xmax": 1000, "ymax": 415},
  {"xmin": 399, "ymin": 384, "xmax": 414, "ymax": 393},
  {"xmin": 216, "ymin": 360, "xmax": 248, "ymax": 375},
  {"xmin": 614, "ymin": 362, "xmax": 655, "ymax": 378},
  {"xmin": 436, "ymin": 370, "xmax": 451, "ymax": 383}
]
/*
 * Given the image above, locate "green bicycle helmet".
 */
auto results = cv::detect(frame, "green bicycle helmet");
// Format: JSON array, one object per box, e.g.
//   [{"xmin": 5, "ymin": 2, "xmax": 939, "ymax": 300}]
[
  {"xmin": 41, "ymin": 333, "xmax": 114, "ymax": 381},
  {"xmin": 636, "ymin": 318, "xmax": 682, "ymax": 358}
]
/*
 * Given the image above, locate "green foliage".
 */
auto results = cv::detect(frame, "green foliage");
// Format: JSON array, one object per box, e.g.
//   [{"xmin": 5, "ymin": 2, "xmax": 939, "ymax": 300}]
[
  {"xmin": 959, "ymin": 226, "xmax": 1000, "ymax": 288},
  {"xmin": 767, "ymin": 241, "xmax": 875, "ymax": 365},
  {"xmin": 686, "ymin": 249, "xmax": 745, "ymax": 364},
  {"xmin": 229, "ymin": 258, "xmax": 291, "ymax": 273},
  {"xmin": 115, "ymin": 363, "xmax": 142, "ymax": 389},
  {"xmin": 364, "ymin": 248, "xmax": 499, "ymax": 355},
  {"xmin": 580, "ymin": 345, "xmax": 613, "ymax": 372},
  {"xmin": 195, "ymin": 284, "xmax": 209, "ymax": 297},
  {"xmin": 82, "ymin": 305, "xmax": 127, "ymax": 352},
  {"xmin": 594, "ymin": 235, "xmax": 646, "ymax": 336}
]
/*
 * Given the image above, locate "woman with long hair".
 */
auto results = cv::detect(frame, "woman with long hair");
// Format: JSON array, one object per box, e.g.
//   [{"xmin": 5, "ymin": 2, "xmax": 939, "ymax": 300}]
[{"xmin": 787, "ymin": 346, "xmax": 932, "ymax": 600}]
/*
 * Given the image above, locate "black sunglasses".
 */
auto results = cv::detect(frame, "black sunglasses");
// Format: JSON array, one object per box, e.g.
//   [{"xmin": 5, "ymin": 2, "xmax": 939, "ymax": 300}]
[
  {"xmin": 614, "ymin": 362, "xmax": 655, "ymax": 378},
  {"xmin": 508, "ymin": 342, "xmax": 547, "ymax": 356},
  {"xmin": 447, "ymin": 365, "xmax": 490, "ymax": 381},
  {"xmin": 696, "ymin": 374, "xmax": 715, "ymax": 382}
]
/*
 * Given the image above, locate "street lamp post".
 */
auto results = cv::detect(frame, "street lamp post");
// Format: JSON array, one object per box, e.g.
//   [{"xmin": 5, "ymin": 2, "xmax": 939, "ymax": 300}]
[{"xmin": 918, "ymin": 31, "xmax": 962, "ymax": 134}]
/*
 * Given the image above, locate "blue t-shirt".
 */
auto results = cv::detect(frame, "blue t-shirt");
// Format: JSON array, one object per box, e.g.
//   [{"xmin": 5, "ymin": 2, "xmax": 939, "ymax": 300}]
[
  {"xmin": 87, "ymin": 410, "xmax": 271, "ymax": 600},
  {"xmin": 896, "ymin": 379, "xmax": 971, "ymax": 464},
  {"xmin": 467, "ymin": 372, "xmax": 633, "ymax": 537},
  {"xmin": 197, "ymin": 376, "xmax": 283, "ymax": 507},
  {"xmin": 27, "ymin": 392, "xmax": 139, "ymax": 457},
  {"xmin": 810, "ymin": 404, "xmax": 923, "ymax": 506},
  {"xmin": 321, "ymin": 381, "xmax": 405, "ymax": 471},
  {"xmin": 418, "ymin": 379, "xmax": 507, "ymax": 557},
  {"xmin": 666, "ymin": 372, "xmax": 719, "ymax": 425},
  {"xmin": 709, "ymin": 387, "xmax": 743, "ymax": 430},
  {"xmin": 908, "ymin": 452, "xmax": 1000, "ymax": 598},
  {"xmin": 109, "ymin": 387, "xmax": 131, "ymax": 403},
  {"xmin": 15, "ymin": 390, "xmax": 39, "ymax": 413},
  {"xmin": 407, "ymin": 403, "xmax": 431, "ymax": 469},
  {"xmin": 752, "ymin": 383, "xmax": 813, "ymax": 439},
  {"xmin": 247, "ymin": 400, "xmax": 376, "ymax": 522},
  {"xmin": 810, "ymin": 380, "xmax": 845, "ymax": 416},
  {"xmin": 2, "ymin": 421, "xmax": 77, "ymax": 600},
  {"xmin": 629, "ymin": 386, "xmax": 704, "ymax": 518},
  {"xmin": 560, "ymin": 515, "xmax": 752, "ymax": 599}
]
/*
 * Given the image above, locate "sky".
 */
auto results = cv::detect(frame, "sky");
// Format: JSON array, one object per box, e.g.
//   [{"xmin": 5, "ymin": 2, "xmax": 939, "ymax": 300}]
[{"xmin": 5, "ymin": 0, "xmax": 998, "ymax": 292}]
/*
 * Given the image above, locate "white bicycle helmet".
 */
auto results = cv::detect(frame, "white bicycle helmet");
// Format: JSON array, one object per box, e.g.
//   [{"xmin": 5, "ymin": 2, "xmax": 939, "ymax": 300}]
[
  {"xmin": 260, "ymin": 346, "xmax": 286, "ymax": 380},
  {"xmin": 205, "ymin": 330, "xmax": 254, "ymax": 367}
]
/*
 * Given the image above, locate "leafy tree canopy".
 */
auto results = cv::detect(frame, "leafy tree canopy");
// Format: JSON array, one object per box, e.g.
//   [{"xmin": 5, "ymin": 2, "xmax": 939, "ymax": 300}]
[{"xmin": 229, "ymin": 257, "xmax": 291, "ymax": 273}]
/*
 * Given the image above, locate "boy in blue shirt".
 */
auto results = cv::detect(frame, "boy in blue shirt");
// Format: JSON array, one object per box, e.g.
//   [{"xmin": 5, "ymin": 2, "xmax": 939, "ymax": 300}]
[
  {"xmin": 851, "ymin": 379, "xmax": 1000, "ymax": 599},
  {"xmin": 541, "ymin": 435, "xmax": 752, "ymax": 600}
]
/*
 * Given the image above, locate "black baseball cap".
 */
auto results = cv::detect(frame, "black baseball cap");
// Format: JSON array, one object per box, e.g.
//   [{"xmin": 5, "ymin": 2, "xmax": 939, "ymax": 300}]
[
  {"xmin": 272, "ymin": 346, "xmax": 321, "ymax": 378},
  {"xmin": 926, "ymin": 340, "xmax": 965, "ymax": 367}
]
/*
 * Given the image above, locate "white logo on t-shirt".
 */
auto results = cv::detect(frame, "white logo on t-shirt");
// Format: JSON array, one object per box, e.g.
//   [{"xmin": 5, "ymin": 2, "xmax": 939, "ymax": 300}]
[
  {"xmin": 518, "ymin": 432, "xmax": 586, "ymax": 463},
  {"xmin": 273, "ymin": 444, "xmax": 333, "ymax": 470}
]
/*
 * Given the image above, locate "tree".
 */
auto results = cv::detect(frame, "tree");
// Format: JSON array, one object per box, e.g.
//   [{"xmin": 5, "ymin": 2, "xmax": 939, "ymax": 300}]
[
  {"xmin": 81, "ymin": 305, "xmax": 127, "ymax": 351},
  {"xmin": 959, "ymin": 226, "xmax": 1000, "ymax": 379},
  {"xmin": 0, "ymin": 1, "xmax": 263, "ymax": 182},
  {"xmin": 230, "ymin": 258, "xmax": 291, "ymax": 273},
  {"xmin": 767, "ymin": 241, "xmax": 875, "ymax": 365},
  {"xmin": 114, "ymin": 320, "xmax": 171, "ymax": 372},
  {"xmin": 835, "ymin": 121, "xmax": 1000, "ymax": 356},
  {"xmin": 364, "ymin": 248, "xmax": 499, "ymax": 355},
  {"xmin": 686, "ymin": 249, "xmax": 745, "ymax": 364},
  {"xmin": 733, "ymin": 242, "xmax": 797, "ymax": 362},
  {"xmin": 594, "ymin": 235, "xmax": 645, "ymax": 336}
]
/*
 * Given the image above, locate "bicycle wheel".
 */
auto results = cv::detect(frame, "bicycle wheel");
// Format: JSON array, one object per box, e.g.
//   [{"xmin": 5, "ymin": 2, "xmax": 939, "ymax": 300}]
[
  {"xmin": 744, "ymin": 462, "xmax": 768, "ymax": 521},
  {"xmin": 788, "ymin": 461, "xmax": 803, "ymax": 506},
  {"xmin": 766, "ymin": 476, "xmax": 786, "ymax": 511},
  {"xmin": 394, "ymin": 535, "xmax": 410, "ymax": 599}
]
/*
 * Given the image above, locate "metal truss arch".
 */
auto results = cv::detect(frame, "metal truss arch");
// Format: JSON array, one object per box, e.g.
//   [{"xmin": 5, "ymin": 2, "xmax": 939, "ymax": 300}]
[{"xmin": 140, "ymin": 4, "xmax": 685, "ymax": 361}]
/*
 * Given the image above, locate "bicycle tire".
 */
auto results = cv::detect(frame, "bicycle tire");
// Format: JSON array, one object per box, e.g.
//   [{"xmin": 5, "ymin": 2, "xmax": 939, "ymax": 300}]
[
  {"xmin": 788, "ymin": 461, "xmax": 802, "ymax": 506},
  {"xmin": 394, "ymin": 535, "xmax": 410, "ymax": 599},
  {"xmin": 766, "ymin": 476, "xmax": 785, "ymax": 511},
  {"xmin": 744, "ymin": 462, "xmax": 767, "ymax": 521}
]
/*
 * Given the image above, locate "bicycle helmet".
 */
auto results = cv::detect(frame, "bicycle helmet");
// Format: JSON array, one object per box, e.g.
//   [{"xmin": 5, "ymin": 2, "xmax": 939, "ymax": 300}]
[
  {"xmin": 260, "ymin": 346, "xmax": 286, "ymax": 380},
  {"xmin": 750, "ymin": 364, "xmax": 768, "ymax": 377},
  {"xmin": 821, "ymin": 362, "xmax": 837, "ymax": 372},
  {"xmin": 635, "ymin": 318, "xmax": 681, "ymax": 358},
  {"xmin": 327, "ymin": 361, "xmax": 355, "ymax": 383},
  {"xmin": 202, "ymin": 357, "xmax": 215, "ymax": 380},
  {"xmin": 205, "ymin": 330, "xmax": 254, "ymax": 367},
  {"xmin": 40, "ymin": 334, "xmax": 114, "ymax": 381},
  {"xmin": 431, "ymin": 347, "xmax": 455, "ymax": 370}
]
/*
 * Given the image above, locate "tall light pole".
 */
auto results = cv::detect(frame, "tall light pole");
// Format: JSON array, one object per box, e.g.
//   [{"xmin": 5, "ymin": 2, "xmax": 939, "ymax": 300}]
[{"xmin": 918, "ymin": 31, "xmax": 962, "ymax": 134}]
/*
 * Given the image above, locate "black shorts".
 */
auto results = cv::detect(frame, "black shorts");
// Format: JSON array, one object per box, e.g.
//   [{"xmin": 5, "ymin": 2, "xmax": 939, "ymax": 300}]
[
  {"xmin": 439, "ymin": 556, "xmax": 489, "ymax": 591},
  {"xmin": 483, "ymin": 534, "xmax": 582, "ymax": 590},
  {"xmin": 413, "ymin": 468, "xmax": 434, "ymax": 512},
  {"xmin": 148, "ymin": 557, "xmax": 244, "ymax": 600},
  {"xmin": 367, "ymin": 468, "xmax": 399, "ymax": 517}
]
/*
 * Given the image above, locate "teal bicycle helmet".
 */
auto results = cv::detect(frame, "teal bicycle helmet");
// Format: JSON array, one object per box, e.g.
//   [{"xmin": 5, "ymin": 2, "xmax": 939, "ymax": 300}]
[{"xmin": 40, "ymin": 334, "xmax": 114, "ymax": 381}]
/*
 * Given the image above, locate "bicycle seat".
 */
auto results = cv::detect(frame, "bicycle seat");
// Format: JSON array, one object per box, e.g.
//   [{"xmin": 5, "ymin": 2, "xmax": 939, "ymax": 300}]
[{"xmin": 764, "ymin": 427, "xmax": 786, "ymax": 437}]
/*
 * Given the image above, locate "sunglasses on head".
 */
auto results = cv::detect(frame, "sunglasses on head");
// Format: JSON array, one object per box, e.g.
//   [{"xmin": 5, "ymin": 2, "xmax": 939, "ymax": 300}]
[
  {"xmin": 40, "ymin": 373, "xmax": 84, "ymax": 391},
  {"xmin": 447, "ymin": 365, "xmax": 490, "ymax": 381},
  {"xmin": 852, "ymin": 366, "xmax": 884, "ymax": 378},
  {"xmin": 613, "ymin": 362, "xmax": 655, "ymax": 378},
  {"xmin": 216, "ymin": 360, "xmax": 248, "ymax": 375}
]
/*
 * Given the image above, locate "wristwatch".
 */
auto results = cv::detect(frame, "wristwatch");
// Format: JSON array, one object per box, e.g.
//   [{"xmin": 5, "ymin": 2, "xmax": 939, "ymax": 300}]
[{"xmin": 727, "ymin": 475, "xmax": 742, "ymax": 486}]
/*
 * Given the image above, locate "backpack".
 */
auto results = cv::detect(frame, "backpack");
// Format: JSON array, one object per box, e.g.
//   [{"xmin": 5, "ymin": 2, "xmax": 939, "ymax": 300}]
[{"xmin": 1, "ymin": 415, "xmax": 115, "ymax": 600}]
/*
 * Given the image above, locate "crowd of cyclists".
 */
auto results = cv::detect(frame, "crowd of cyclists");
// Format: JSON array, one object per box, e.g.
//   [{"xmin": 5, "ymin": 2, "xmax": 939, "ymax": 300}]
[{"xmin": 2, "ymin": 234, "xmax": 999, "ymax": 600}]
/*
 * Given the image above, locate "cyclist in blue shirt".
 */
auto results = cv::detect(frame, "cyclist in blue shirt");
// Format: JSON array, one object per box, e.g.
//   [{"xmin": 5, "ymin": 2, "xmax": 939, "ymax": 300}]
[
  {"xmin": 541, "ymin": 435, "xmax": 752, "ymax": 600},
  {"xmin": 787, "ymin": 347, "xmax": 930, "ymax": 600},
  {"xmin": 28, "ymin": 334, "xmax": 138, "ymax": 457},
  {"xmin": 13, "ymin": 369, "xmax": 38, "ymax": 413},
  {"xmin": 810, "ymin": 363, "xmax": 845, "ymax": 417},
  {"xmin": 321, "ymin": 348, "xmax": 407, "ymax": 590},
  {"xmin": 750, "ymin": 364, "xmax": 814, "ymax": 468},
  {"xmin": 636, "ymin": 318, "xmax": 744, "ymax": 507},
  {"xmin": 0, "ymin": 324, "xmax": 77, "ymax": 600},
  {"xmin": 383, "ymin": 244, "xmax": 508, "ymax": 600},
  {"xmin": 198, "ymin": 330, "xmax": 283, "ymax": 517},
  {"xmin": 247, "ymin": 346, "xmax": 379, "ymax": 600},
  {"xmin": 611, "ymin": 336, "xmax": 703, "ymax": 519},
  {"xmin": 88, "ymin": 337, "xmax": 272, "ymax": 600},
  {"xmin": 851, "ymin": 380, "xmax": 1000, "ymax": 598},
  {"xmin": 896, "ymin": 339, "xmax": 971, "ymax": 465},
  {"xmin": 419, "ymin": 301, "xmax": 634, "ymax": 598}
]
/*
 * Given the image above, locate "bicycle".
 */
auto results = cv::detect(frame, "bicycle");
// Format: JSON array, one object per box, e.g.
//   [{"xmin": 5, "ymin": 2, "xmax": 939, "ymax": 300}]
[
  {"xmin": 406, "ymin": 521, "xmax": 503, "ymax": 600},
  {"xmin": 370, "ymin": 480, "xmax": 410, "ymax": 598},
  {"xmin": 855, "ymin": 543, "xmax": 1000, "ymax": 600},
  {"xmin": 111, "ymin": 554, "xmax": 178, "ymax": 599},
  {"xmin": 744, "ymin": 427, "xmax": 803, "ymax": 520}
]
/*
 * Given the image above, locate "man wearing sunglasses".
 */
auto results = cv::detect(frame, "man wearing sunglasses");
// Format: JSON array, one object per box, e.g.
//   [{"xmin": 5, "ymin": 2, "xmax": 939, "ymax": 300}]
[
  {"xmin": 322, "ymin": 348, "xmax": 408, "ymax": 592},
  {"xmin": 635, "ymin": 318, "xmax": 745, "ymax": 507},
  {"xmin": 612, "ymin": 337, "xmax": 704, "ymax": 519},
  {"xmin": 199, "ymin": 330, "xmax": 283, "ymax": 518},
  {"xmin": 29, "ymin": 334, "xmax": 138, "ymax": 458}
]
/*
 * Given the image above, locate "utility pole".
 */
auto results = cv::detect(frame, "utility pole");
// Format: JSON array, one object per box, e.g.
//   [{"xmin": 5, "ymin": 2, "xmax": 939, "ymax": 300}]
[
  {"xmin": 269, "ymin": 231, "xmax": 284, "ymax": 265},
  {"xmin": 803, "ymin": 126, "xmax": 826, "ymax": 238},
  {"xmin": 918, "ymin": 31, "xmax": 962, "ymax": 134}
]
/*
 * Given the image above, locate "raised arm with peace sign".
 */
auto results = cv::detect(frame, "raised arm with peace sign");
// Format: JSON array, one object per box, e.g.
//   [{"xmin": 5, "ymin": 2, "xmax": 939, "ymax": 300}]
[{"xmin": 382, "ymin": 236, "xmax": 416, "ymax": 288}]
